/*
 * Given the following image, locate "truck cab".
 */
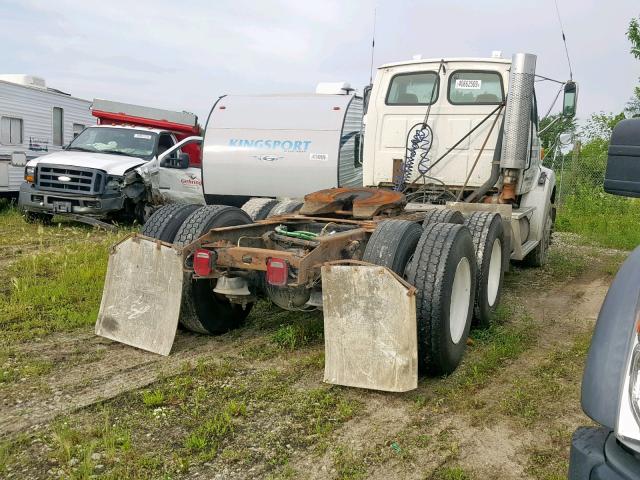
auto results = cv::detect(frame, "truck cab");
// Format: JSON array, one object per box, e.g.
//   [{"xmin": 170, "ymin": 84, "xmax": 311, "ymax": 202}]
[
  {"xmin": 18, "ymin": 100, "xmax": 204, "ymax": 224},
  {"xmin": 363, "ymin": 55, "xmax": 542, "ymax": 196},
  {"xmin": 362, "ymin": 53, "xmax": 559, "ymax": 265}
]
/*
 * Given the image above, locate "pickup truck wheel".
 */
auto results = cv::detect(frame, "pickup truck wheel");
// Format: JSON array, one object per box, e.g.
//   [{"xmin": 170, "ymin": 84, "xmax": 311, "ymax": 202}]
[
  {"xmin": 267, "ymin": 199, "xmax": 304, "ymax": 218},
  {"xmin": 422, "ymin": 208, "xmax": 465, "ymax": 227},
  {"xmin": 464, "ymin": 212, "xmax": 505, "ymax": 327},
  {"xmin": 241, "ymin": 198, "xmax": 279, "ymax": 221},
  {"xmin": 24, "ymin": 211, "xmax": 53, "ymax": 225},
  {"xmin": 362, "ymin": 219, "xmax": 422, "ymax": 275},
  {"xmin": 406, "ymin": 223, "xmax": 477, "ymax": 376},
  {"xmin": 174, "ymin": 205, "xmax": 254, "ymax": 334},
  {"xmin": 140, "ymin": 204, "xmax": 201, "ymax": 242}
]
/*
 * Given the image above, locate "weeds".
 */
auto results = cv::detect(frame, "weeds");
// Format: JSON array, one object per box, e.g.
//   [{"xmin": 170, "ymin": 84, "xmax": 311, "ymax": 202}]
[
  {"xmin": 556, "ymin": 190, "xmax": 640, "ymax": 250},
  {"xmin": 333, "ymin": 446, "xmax": 367, "ymax": 480},
  {"xmin": 142, "ymin": 390, "xmax": 165, "ymax": 408},
  {"xmin": 271, "ymin": 316, "xmax": 324, "ymax": 350},
  {"xmin": 433, "ymin": 466, "xmax": 472, "ymax": 480},
  {"xmin": 184, "ymin": 412, "xmax": 233, "ymax": 453},
  {"xmin": 500, "ymin": 333, "xmax": 590, "ymax": 425}
]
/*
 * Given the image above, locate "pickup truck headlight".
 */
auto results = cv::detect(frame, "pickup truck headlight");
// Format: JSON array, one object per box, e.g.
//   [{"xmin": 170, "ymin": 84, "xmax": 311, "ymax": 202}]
[
  {"xmin": 24, "ymin": 166, "xmax": 35, "ymax": 183},
  {"xmin": 630, "ymin": 343, "xmax": 640, "ymax": 423},
  {"xmin": 617, "ymin": 327, "xmax": 640, "ymax": 449},
  {"xmin": 105, "ymin": 175, "xmax": 124, "ymax": 193}
]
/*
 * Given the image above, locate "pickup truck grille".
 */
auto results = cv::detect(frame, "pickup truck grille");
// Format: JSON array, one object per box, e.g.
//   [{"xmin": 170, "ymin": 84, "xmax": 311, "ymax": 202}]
[{"xmin": 36, "ymin": 164, "xmax": 105, "ymax": 195}]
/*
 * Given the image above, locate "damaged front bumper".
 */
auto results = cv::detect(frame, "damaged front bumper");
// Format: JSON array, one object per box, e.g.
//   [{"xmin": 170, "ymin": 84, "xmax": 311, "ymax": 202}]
[{"xmin": 18, "ymin": 182, "xmax": 126, "ymax": 218}]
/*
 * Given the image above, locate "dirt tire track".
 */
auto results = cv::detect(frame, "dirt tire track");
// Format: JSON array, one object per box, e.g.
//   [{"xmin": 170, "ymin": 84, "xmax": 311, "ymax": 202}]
[
  {"xmin": 284, "ymin": 272, "xmax": 612, "ymax": 479},
  {"xmin": 1, "ymin": 328, "xmax": 265, "ymax": 436}
]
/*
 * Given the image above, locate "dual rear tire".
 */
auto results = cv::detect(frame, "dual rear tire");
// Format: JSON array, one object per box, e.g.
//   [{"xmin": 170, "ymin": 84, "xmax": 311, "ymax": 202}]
[
  {"xmin": 142, "ymin": 204, "xmax": 254, "ymax": 335},
  {"xmin": 364, "ymin": 219, "xmax": 477, "ymax": 376}
]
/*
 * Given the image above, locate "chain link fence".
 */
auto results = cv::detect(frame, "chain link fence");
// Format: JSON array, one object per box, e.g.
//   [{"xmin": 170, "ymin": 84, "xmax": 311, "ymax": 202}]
[{"xmin": 543, "ymin": 153, "xmax": 607, "ymax": 205}]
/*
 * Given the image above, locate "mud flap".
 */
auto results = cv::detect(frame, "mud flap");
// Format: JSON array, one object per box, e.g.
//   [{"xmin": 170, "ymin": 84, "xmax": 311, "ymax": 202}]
[
  {"xmin": 321, "ymin": 264, "xmax": 418, "ymax": 392},
  {"xmin": 96, "ymin": 236, "xmax": 184, "ymax": 355}
]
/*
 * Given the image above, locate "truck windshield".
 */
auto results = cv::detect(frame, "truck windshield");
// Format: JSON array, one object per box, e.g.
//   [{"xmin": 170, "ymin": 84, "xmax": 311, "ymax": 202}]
[{"xmin": 67, "ymin": 127, "xmax": 158, "ymax": 159}]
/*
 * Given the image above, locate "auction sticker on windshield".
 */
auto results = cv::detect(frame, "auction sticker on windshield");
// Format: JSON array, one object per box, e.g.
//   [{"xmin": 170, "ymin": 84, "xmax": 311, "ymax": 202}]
[
  {"xmin": 134, "ymin": 134, "xmax": 152, "ymax": 139},
  {"xmin": 455, "ymin": 79, "xmax": 482, "ymax": 89}
]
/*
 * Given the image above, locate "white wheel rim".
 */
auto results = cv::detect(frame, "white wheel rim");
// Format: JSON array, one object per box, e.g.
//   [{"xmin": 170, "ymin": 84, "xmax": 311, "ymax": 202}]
[
  {"xmin": 449, "ymin": 257, "xmax": 472, "ymax": 344},
  {"xmin": 487, "ymin": 238, "xmax": 502, "ymax": 307}
]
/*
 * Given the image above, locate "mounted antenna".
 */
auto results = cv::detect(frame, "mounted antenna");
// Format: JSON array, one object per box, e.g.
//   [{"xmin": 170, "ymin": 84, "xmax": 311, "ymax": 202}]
[
  {"xmin": 369, "ymin": 8, "xmax": 377, "ymax": 85},
  {"xmin": 554, "ymin": 0, "xmax": 573, "ymax": 80}
]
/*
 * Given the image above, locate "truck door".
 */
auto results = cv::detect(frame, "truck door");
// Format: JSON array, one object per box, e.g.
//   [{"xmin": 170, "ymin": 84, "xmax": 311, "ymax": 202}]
[
  {"xmin": 519, "ymin": 93, "xmax": 542, "ymax": 193},
  {"xmin": 156, "ymin": 133, "xmax": 204, "ymax": 204}
]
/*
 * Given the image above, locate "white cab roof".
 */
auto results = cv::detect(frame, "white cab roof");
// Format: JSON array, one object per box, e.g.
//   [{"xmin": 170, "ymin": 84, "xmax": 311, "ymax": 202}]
[{"xmin": 379, "ymin": 57, "xmax": 512, "ymax": 69}]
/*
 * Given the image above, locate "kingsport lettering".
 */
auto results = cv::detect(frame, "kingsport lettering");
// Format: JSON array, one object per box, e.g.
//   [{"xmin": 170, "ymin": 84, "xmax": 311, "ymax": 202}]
[{"xmin": 228, "ymin": 139, "xmax": 312, "ymax": 152}]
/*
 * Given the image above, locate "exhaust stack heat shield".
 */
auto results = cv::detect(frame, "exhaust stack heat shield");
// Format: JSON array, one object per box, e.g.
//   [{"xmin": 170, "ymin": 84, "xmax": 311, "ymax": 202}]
[{"xmin": 500, "ymin": 53, "xmax": 537, "ymax": 170}]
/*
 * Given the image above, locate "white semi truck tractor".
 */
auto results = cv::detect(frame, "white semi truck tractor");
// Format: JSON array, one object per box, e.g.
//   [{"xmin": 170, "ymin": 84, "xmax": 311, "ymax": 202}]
[{"xmin": 96, "ymin": 53, "xmax": 578, "ymax": 392}]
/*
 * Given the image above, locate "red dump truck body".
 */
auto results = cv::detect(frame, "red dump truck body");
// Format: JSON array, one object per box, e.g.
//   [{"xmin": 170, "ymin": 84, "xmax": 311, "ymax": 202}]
[{"xmin": 91, "ymin": 99, "xmax": 202, "ymax": 166}]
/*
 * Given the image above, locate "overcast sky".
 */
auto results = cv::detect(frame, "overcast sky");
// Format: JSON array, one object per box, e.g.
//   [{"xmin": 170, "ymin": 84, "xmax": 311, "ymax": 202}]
[{"xmin": 1, "ymin": 0, "xmax": 639, "ymax": 122}]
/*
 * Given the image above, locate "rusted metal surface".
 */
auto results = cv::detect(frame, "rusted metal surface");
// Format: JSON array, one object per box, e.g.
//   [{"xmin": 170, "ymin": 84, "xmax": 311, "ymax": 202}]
[
  {"xmin": 190, "ymin": 224, "xmax": 369, "ymax": 286},
  {"xmin": 300, "ymin": 187, "xmax": 406, "ymax": 219}
]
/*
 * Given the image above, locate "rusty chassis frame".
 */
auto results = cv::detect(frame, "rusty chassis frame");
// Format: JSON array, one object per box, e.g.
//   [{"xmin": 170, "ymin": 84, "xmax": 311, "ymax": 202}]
[{"xmin": 180, "ymin": 213, "xmax": 425, "ymax": 287}]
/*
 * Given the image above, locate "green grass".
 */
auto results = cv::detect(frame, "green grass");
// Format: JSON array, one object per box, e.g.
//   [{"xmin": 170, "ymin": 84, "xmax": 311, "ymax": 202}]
[
  {"xmin": 556, "ymin": 190, "xmax": 640, "ymax": 250},
  {"xmin": 0, "ymin": 207, "xmax": 134, "ymax": 345},
  {"xmin": 500, "ymin": 332, "xmax": 590, "ymax": 425},
  {"xmin": 0, "ymin": 356, "xmax": 361, "ymax": 478},
  {"xmin": 430, "ymin": 301, "xmax": 536, "ymax": 408},
  {"xmin": 0, "ymin": 237, "xmax": 119, "ymax": 343},
  {"xmin": 333, "ymin": 446, "xmax": 367, "ymax": 480},
  {"xmin": 524, "ymin": 428, "xmax": 573, "ymax": 480},
  {"xmin": 141, "ymin": 390, "xmax": 166, "ymax": 408},
  {"xmin": 271, "ymin": 315, "xmax": 324, "ymax": 351},
  {"xmin": 434, "ymin": 466, "xmax": 473, "ymax": 480}
]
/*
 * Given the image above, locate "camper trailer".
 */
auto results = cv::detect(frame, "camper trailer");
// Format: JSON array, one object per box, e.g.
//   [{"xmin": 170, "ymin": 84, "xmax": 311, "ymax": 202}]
[{"xmin": 0, "ymin": 75, "xmax": 94, "ymax": 197}]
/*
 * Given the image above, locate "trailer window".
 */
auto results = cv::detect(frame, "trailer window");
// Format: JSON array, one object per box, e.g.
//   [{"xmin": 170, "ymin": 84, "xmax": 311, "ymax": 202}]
[
  {"xmin": 448, "ymin": 71, "xmax": 504, "ymax": 105},
  {"xmin": 53, "ymin": 107, "xmax": 64, "ymax": 146},
  {"xmin": 386, "ymin": 72, "xmax": 439, "ymax": 105},
  {"xmin": 73, "ymin": 123, "xmax": 85, "ymax": 138},
  {"xmin": 0, "ymin": 117, "xmax": 23, "ymax": 145}
]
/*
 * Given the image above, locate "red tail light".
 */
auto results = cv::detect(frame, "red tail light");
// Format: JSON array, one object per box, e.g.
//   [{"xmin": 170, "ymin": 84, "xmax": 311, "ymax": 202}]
[
  {"xmin": 193, "ymin": 249, "xmax": 212, "ymax": 277},
  {"xmin": 266, "ymin": 258, "xmax": 288, "ymax": 286}
]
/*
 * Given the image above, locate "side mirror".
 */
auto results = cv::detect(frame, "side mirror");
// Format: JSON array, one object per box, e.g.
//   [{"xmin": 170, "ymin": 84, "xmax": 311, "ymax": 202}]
[
  {"xmin": 604, "ymin": 118, "xmax": 640, "ymax": 197},
  {"xmin": 177, "ymin": 152, "xmax": 190, "ymax": 169},
  {"xmin": 562, "ymin": 81, "xmax": 578, "ymax": 118},
  {"xmin": 159, "ymin": 152, "xmax": 189, "ymax": 169},
  {"xmin": 363, "ymin": 84, "xmax": 372, "ymax": 115}
]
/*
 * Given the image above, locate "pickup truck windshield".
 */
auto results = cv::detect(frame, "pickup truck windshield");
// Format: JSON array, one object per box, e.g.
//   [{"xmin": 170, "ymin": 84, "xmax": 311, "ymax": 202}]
[{"xmin": 67, "ymin": 127, "xmax": 158, "ymax": 160}]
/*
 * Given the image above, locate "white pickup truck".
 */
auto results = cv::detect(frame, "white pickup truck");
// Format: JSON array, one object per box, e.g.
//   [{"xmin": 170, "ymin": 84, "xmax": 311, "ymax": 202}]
[{"xmin": 18, "ymin": 100, "xmax": 205, "ymax": 225}]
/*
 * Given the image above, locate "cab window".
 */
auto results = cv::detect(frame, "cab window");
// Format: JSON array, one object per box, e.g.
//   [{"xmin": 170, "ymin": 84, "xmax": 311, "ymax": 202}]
[
  {"xmin": 448, "ymin": 71, "xmax": 504, "ymax": 105},
  {"xmin": 386, "ymin": 72, "xmax": 439, "ymax": 105},
  {"xmin": 157, "ymin": 133, "xmax": 175, "ymax": 155}
]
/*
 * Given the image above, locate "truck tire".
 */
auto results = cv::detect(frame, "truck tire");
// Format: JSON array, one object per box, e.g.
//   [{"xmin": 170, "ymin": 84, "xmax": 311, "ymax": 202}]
[
  {"xmin": 406, "ymin": 223, "xmax": 477, "ymax": 376},
  {"xmin": 422, "ymin": 208, "xmax": 465, "ymax": 227},
  {"xmin": 241, "ymin": 198, "xmax": 280, "ymax": 221},
  {"xmin": 464, "ymin": 212, "xmax": 505, "ymax": 327},
  {"xmin": 362, "ymin": 219, "xmax": 422, "ymax": 275},
  {"xmin": 24, "ymin": 211, "xmax": 53, "ymax": 225},
  {"xmin": 140, "ymin": 204, "xmax": 201, "ymax": 243},
  {"xmin": 174, "ymin": 205, "xmax": 254, "ymax": 334},
  {"xmin": 267, "ymin": 199, "xmax": 304, "ymax": 218},
  {"xmin": 524, "ymin": 206, "xmax": 553, "ymax": 267}
]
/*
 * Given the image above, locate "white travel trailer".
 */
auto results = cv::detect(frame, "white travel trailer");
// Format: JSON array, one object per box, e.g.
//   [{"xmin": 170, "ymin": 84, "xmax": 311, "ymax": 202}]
[{"xmin": 0, "ymin": 75, "xmax": 94, "ymax": 197}]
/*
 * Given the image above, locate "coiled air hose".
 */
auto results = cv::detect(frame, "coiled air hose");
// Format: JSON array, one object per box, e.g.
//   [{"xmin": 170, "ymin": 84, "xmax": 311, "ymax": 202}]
[{"xmin": 394, "ymin": 60, "xmax": 445, "ymax": 191}]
